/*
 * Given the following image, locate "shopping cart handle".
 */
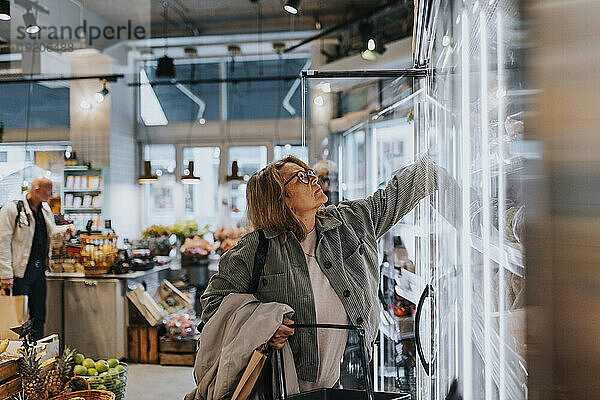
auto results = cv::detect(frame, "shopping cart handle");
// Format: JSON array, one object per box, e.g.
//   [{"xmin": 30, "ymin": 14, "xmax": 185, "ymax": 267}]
[{"xmin": 275, "ymin": 322, "xmax": 374, "ymax": 400}]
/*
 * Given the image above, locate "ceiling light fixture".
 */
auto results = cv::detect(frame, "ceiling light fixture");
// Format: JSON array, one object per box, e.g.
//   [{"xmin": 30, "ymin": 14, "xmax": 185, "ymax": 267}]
[
  {"xmin": 226, "ymin": 161, "xmax": 244, "ymax": 182},
  {"xmin": 138, "ymin": 160, "xmax": 158, "ymax": 184},
  {"xmin": 284, "ymin": 0, "xmax": 301, "ymax": 15},
  {"xmin": 23, "ymin": 11, "xmax": 39, "ymax": 34},
  {"xmin": 156, "ymin": 55, "xmax": 175, "ymax": 79},
  {"xmin": 359, "ymin": 20, "xmax": 385, "ymax": 61},
  {"xmin": 156, "ymin": 2, "xmax": 175, "ymax": 79},
  {"xmin": 181, "ymin": 161, "xmax": 201, "ymax": 184},
  {"xmin": 94, "ymin": 81, "xmax": 109, "ymax": 103},
  {"xmin": 0, "ymin": 1, "xmax": 11, "ymax": 21}
]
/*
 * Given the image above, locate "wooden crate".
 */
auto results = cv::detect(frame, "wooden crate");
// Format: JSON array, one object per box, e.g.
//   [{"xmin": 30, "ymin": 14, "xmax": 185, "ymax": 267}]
[
  {"xmin": 0, "ymin": 357, "xmax": 55, "ymax": 400},
  {"xmin": 0, "ymin": 357, "xmax": 20, "ymax": 400},
  {"xmin": 158, "ymin": 337, "xmax": 197, "ymax": 367},
  {"xmin": 128, "ymin": 326, "xmax": 159, "ymax": 364},
  {"xmin": 0, "ymin": 376, "xmax": 21, "ymax": 400}
]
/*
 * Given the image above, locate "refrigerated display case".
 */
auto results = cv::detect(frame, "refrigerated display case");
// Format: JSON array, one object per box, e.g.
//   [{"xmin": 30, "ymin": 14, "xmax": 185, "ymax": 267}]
[{"xmin": 301, "ymin": 1, "xmax": 528, "ymax": 399}]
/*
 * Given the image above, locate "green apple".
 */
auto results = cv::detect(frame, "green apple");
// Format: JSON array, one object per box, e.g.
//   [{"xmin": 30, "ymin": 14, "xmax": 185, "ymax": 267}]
[
  {"xmin": 115, "ymin": 364, "xmax": 125, "ymax": 373},
  {"xmin": 74, "ymin": 353, "xmax": 85, "ymax": 365},
  {"xmin": 87, "ymin": 367, "xmax": 98, "ymax": 376},
  {"xmin": 74, "ymin": 365, "xmax": 88, "ymax": 376},
  {"xmin": 107, "ymin": 358, "xmax": 119, "ymax": 368},
  {"xmin": 82, "ymin": 358, "xmax": 95, "ymax": 369},
  {"xmin": 95, "ymin": 360, "xmax": 109, "ymax": 373}
]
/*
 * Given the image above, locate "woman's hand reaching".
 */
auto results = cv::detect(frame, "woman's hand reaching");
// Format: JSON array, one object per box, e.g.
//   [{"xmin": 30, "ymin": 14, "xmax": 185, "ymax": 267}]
[{"xmin": 269, "ymin": 317, "xmax": 295, "ymax": 350}]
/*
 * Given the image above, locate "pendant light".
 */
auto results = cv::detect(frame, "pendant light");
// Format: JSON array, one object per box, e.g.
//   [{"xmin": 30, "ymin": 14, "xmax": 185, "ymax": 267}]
[
  {"xmin": 0, "ymin": 1, "xmax": 10, "ymax": 21},
  {"xmin": 156, "ymin": 2, "xmax": 175, "ymax": 79},
  {"xmin": 138, "ymin": 160, "xmax": 158, "ymax": 184},
  {"xmin": 226, "ymin": 161, "xmax": 244, "ymax": 182},
  {"xmin": 181, "ymin": 161, "xmax": 200, "ymax": 184},
  {"xmin": 23, "ymin": 10, "xmax": 39, "ymax": 34},
  {"xmin": 284, "ymin": 0, "xmax": 301, "ymax": 15}
]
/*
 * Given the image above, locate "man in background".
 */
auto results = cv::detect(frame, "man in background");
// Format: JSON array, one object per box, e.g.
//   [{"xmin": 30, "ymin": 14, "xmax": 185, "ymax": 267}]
[{"xmin": 0, "ymin": 176, "xmax": 73, "ymax": 340}]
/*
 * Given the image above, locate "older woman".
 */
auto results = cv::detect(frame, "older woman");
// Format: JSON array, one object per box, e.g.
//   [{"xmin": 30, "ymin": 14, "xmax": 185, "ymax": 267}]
[{"xmin": 200, "ymin": 155, "xmax": 437, "ymax": 391}]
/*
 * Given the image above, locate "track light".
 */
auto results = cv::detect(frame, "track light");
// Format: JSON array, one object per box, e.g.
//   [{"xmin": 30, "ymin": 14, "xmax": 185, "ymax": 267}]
[
  {"xmin": 23, "ymin": 11, "xmax": 39, "ymax": 34},
  {"xmin": 95, "ymin": 81, "xmax": 109, "ymax": 103},
  {"xmin": 181, "ymin": 161, "xmax": 201, "ymax": 184},
  {"xmin": 359, "ymin": 20, "xmax": 385, "ymax": 61},
  {"xmin": 284, "ymin": 0, "xmax": 301, "ymax": 15},
  {"xmin": 156, "ymin": 55, "xmax": 175, "ymax": 79},
  {"xmin": 0, "ymin": 1, "xmax": 11, "ymax": 21},
  {"xmin": 138, "ymin": 161, "xmax": 158, "ymax": 184}
]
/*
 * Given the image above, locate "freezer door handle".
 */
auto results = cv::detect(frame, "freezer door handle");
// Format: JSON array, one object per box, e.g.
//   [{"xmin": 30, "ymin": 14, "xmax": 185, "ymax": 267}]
[
  {"xmin": 83, "ymin": 280, "xmax": 98, "ymax": 286},
  {"xmin": 415, "ymin": 283, "xmax": 433, "ymax": 376}
]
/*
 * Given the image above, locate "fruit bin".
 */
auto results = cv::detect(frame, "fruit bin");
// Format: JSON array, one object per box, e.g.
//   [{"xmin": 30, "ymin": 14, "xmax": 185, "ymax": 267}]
[
  {"xmin": 75, "ymin": 363, "xmax": 128, "ymax": 400},
  {"xmin": 79, "ymin": 234, "xmax": 118, "ymax": 275}
]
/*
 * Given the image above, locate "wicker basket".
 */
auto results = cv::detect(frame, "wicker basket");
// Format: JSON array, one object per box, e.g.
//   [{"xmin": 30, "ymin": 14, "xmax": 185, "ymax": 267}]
[
  {"xmin": 79, "ymin": 363, "xmax": 128, "ymax": 400},
  {"xmin": 49, "ymin": 376, "xmax": 115, "ymax": 400},
  {"xmin": 79, "ymin": 234, "xmax": 118, "ymax": 275}
]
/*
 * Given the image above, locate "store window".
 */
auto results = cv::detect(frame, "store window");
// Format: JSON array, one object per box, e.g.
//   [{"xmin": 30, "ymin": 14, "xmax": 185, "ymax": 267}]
[
  {"xmin": 0, "ymin": 143, "xmax": 68, "ymax": 208},
  {"xmin": 227, "ymin": 58, "xmax": 308, "ymax": 120},
  {"xmin": 274, "ymin": 143, "xmax": 308, "ymax": 163},
  {"xmin": 227, "ymin": 146, "xmax": 267, "ymax": 227},
  {"xmin": 140, "ymin": 63, "xmax": 220, "ymax": 124},
  {"xmin": 182, "ymin": 147, "xmax": 221, "ymax": 228},
  {"xmin": 0, "ymin": 83, "xmax": 70, "ymax": 128},
  {"xmin": 143, "ymin": 144, "xmax": 177, "ymax": 227}
]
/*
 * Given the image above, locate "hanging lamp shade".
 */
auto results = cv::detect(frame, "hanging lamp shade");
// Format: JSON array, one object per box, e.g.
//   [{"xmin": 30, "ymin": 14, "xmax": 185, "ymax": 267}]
[
  {"xmin": 181, "ymin": 161, "xmax": 201, "ymax": 184},
  {"xmin": 0, "ymin": 1, "xmax": 10, "ymax": 21},
  {"xmin": 138, "ymin": 161, "xmax": 158, "ymax": 184},
  {"xmin": 226, "ymin": 161, "xmax": 244, "ymax": 182}
]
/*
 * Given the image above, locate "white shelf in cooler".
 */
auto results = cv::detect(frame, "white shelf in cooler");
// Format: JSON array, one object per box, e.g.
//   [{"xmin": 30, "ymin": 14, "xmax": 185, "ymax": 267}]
[{"xmin": 470, "ymin": 234, "xmax": 524, "ymax": 278}]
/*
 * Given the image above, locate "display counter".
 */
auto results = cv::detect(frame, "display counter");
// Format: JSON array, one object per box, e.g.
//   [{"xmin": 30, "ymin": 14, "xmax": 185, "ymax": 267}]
[{"xmin": 46, "ymin": 265, "xmax": 171, "ymax": 360}]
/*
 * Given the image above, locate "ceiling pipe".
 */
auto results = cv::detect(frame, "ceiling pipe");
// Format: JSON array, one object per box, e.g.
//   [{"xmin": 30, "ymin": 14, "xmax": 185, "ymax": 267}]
[
  {"xmin": 283, "ymin": 0, "xmax": 406, "ymax": 54},
  {"xmin": 0, "ymin": 74, "xmax": 124, "ymax": 84}
]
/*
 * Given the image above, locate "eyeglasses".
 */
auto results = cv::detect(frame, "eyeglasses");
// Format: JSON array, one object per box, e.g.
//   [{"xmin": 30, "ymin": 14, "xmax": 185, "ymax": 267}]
[{"xmin": 284, "ymin": 168, "xmax": 318, "ymax": 186}]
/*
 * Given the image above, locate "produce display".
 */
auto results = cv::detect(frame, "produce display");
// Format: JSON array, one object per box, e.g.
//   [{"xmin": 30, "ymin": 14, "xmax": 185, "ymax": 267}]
[
  {"xmin": 13, "ymin": 346, "xmax": 79, "ymax": 400},
  {"xmin": 159, "ymin": 294, "xmax": 186, "ymax": 315},
  {"xmin": 79, "ymin": 235, "xmax": 118, "ymax": 275},
  {"xmin": 0, "ymin": 338, "xmax": 9, "ymax": 354},
  {"xmin": 180, "ymin": 235, "xmax": 219, "ymax": 256},
  {"xmin": 214, "ymin": 226, "xmax": 246, "ymax": 252},
  {"xmin": 165, "ymin": 313, "xmax": 197, "ymax": 339},
  {"xmin": 72, "ymin": 353, "xmax": 127, "ymax": 400},
  {"xmin": 134, "ymin": 236, "xmax": 172, "ymax": 256},
  {"xmin": 142, "ymin": 225, "xmax": 172, "ymax": 238}
]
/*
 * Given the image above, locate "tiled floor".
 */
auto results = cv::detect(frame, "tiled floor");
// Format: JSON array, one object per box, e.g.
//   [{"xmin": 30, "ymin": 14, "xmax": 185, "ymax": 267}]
[{"xmin": 125, "ymin": 363, "xmax": 196, "ymax": 400}]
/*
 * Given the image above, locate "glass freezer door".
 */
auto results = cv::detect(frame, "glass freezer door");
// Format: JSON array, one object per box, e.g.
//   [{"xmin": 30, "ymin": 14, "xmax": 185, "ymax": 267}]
[{"xmin": 419, "ymin": 0, "xmax": 528, "ymax": 399}]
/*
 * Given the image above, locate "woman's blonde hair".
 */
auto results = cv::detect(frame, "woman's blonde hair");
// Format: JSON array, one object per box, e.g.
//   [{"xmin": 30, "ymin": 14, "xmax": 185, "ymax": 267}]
[{"xmin": 246, "ymin": 156, "xmax": 312, "ymax": 242}]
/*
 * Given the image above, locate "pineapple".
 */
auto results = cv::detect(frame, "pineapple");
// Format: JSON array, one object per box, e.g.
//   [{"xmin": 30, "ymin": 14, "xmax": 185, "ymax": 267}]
[
  {"xmin": 10, "ymin": 391, "xmax": 30, "ymax": 400},
  {"xmin": 44, "ymin": 347, "xmax": 76, "ymax": 397},
  {"xmin": 18, "ymin": 347, "xmax": 48, "ymax": 400}
]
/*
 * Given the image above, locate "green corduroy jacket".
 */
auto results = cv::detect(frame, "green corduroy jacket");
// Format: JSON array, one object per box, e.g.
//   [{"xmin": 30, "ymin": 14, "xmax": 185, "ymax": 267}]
[{"xmin": 201, "ymin": 156, "xmax": 437, "ymax": 383}]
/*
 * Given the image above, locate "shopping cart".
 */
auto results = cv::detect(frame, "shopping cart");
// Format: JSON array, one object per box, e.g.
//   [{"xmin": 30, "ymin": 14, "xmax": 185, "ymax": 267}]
[{"xmin": 271, "ymin": 323, "xmax": 411, "ymax": 400}]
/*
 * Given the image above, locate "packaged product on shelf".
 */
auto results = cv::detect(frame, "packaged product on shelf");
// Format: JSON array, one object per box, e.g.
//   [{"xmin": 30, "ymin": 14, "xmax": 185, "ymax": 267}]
[
  {"xmin": 65, "ymin": 194, "xmax": 74, "ymax": 207},
  {"xmin": 73, "ymin": 176, "xmax": 82, "ymax": 189},
  {"xmin": 92, "ymin": 195, "xmax": 103, "ymax": 208},
  {"xmin": 65, "ymin": 175, "xmax": 74, "ymax": 189},
  {"xmin": 82, "ymin": 195, "xmax": 92, "ymax": 207},
  {"xmin": 73, "ymin": 196, "xmax": 82, "ymax": 208}
]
